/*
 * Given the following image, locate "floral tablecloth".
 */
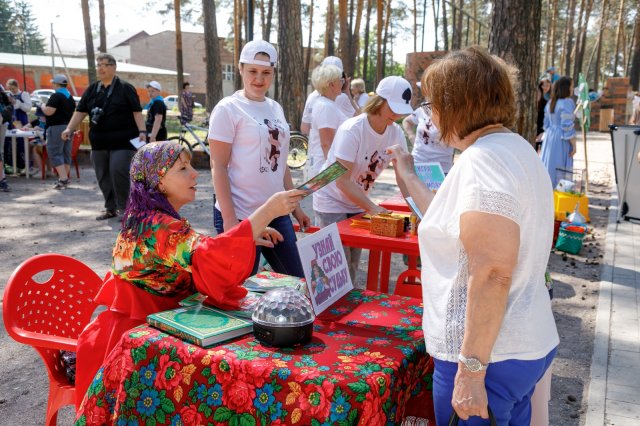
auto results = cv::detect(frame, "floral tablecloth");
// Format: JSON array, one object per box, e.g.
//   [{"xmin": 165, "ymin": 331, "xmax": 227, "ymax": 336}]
[{"xmin": 75, "ymin": 289, "xmax": 434, "ymax": 425}]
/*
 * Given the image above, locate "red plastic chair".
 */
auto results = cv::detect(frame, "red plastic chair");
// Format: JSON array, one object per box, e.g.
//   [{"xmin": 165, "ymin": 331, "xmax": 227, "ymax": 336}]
[
  {"xmin": 394, "ymin": 269, "xmax": 423, "ymax": 299},
  {"xmin": 3, "ymin": 254, "xmax": 102, "ymax": 426}
]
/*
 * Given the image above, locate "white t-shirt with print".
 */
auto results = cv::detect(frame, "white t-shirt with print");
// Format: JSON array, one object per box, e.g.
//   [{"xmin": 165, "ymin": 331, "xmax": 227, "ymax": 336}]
[
  {"xmin": 302, "ymin": 91, "xmax": 355, "ymax": 125},
  {"xmin": 409, "ymin": 107, "xmax": 454, "ymax": 173},
  {"xmin": 357, "ymin": 93, "xmax": 371, "ymax": 108},
  {"xmin": 418, "ymin": 132, "xmax": 558, "ymax": 363},
  {"xmin": 208, "ymin": 91, "xmax": 289, "ymax": 220},
  {"xmin": 308, "ymin": 96, "xmax": 349, "ymax": 176},
  {"xmin": 313, "ymin": 114, "xmax": 407, "ymax": 214}
]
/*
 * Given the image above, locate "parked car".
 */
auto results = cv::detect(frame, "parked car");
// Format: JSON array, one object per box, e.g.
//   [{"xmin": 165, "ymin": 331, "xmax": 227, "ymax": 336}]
[
  {"xmin": 163, "ymin": 95, "xmax": 202, "ymax": 110},
  {"xmin": 30, "ymin": 89, "xmax": 81, "ymax": 107},
  {"xmin": 30, "ymin": 89, "xmax": 55, "ymax": 107}
]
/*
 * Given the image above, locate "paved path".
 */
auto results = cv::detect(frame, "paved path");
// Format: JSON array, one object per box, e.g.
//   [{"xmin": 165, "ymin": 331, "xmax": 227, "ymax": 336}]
[{"xmin": 586, "ymin": 199, "xmax": 640, "ymax": 425}]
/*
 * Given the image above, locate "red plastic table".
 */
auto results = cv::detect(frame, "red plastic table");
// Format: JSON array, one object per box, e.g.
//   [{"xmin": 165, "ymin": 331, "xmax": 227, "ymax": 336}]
[
  {"xmin": 379, "ymin": 193, "xmax": 411, "ymax": 212},
  {"xmin": 336, "ymin": 213, "xmax": 419, "ymax": 293},
  {"xmin": 76, "ymin": 289, "xmax": 434, "ymax": 425}
]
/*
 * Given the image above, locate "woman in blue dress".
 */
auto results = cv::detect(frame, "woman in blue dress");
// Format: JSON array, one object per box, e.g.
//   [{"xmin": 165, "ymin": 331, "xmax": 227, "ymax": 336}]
[{"xmin": 540, "ymin": 76, "xmax": 576, "ymax": 188}]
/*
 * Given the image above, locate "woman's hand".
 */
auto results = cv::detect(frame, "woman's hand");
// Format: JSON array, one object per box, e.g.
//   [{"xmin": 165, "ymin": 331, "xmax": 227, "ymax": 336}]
[
  {"xmin": 266, "ymin": 189, "xmax": 306, "ymax": 218},
  {"xmin": 293, "ymin": 207, "xmax": 311, "ymax": 232},
  {"xmin": 451, "ymin": 368, "xmax": 489, "ymax": 421},
  {"xmin": 386, "ymin": 144, "xmax": 415, "ymax": 181},
  {"xmin": 367, "ymin": 205, "xmax": 390, "ymax": 216},
  {"xmin": 255, "ymin": 226, "xmax": 283, "ymax": 247}
]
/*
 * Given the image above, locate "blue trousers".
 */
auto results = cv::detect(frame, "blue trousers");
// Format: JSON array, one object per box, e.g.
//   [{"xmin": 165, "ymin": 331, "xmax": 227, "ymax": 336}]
[
  {"xmin": 432, "ymin": 347, "xmax": 557, "ymax": 426},
  {"xmin": 214, "ymin": 207, "xmax": 304, "ymax": 278}
]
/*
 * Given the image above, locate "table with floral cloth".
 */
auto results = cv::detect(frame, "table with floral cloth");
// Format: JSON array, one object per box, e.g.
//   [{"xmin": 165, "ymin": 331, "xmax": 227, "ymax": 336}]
[{"xmin": 75, "ymin": 289, "xmax": 434, "ymax": 425}]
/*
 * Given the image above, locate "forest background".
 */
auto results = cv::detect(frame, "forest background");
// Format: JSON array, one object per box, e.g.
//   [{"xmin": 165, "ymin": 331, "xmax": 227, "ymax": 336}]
[{"xmin": 1, "ymin": 0, "xmax": 640, "ymax": 144}]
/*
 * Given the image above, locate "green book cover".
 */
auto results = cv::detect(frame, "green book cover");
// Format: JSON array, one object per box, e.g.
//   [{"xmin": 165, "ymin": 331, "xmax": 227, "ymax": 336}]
[
  {"xmin": 147, "ymin": 305, "xmax": 253, "ymax": 348},
  {"xmin": 297, "ymin": 161, "xmax": 348, "ymax": 196},
  {"xmin": 180, "ymin": 291, "xmax": 263, "ymax": 319}
]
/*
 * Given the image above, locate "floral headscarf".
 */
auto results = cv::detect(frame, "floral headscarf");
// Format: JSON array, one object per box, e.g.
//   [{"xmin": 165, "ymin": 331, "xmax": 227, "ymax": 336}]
[
  {"xmin": 130, "ymin": 141, "xmax": 184, "ymax": 190},
  {"xmin": 122, "ymin": 141, "xmax": 189, "ymax": 236}
]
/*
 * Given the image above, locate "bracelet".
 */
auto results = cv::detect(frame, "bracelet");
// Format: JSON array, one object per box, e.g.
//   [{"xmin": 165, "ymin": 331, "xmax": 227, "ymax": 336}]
[{"xmin": 139, "ymin": 130, "xmax": 146, "ymax": 134}]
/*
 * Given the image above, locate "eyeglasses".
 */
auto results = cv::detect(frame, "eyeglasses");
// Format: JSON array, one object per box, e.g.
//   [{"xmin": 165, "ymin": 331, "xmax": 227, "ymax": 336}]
[
  {"xmin": 421, "ymin": 102, "xmax": 432, "ymax": 114},
  {"xmin": 96, "ymin": 63, "xmax": 115, "ymax": 68}
]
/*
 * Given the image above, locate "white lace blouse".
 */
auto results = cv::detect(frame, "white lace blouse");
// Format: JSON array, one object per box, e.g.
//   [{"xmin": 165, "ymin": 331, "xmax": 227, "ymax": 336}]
[{"xmin": 418, "ymin": 132, "xmax": 559, "ymax": 363}]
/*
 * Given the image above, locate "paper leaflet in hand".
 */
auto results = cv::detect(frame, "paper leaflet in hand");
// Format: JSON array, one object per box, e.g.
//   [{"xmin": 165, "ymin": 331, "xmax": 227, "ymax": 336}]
[
  {"xmin": 414, "ymin": 162, "xmax": 445, "ymax": 191},
  {"xmin": 297, "ymin": 161, "xmax": 348, "ymax": 197}
]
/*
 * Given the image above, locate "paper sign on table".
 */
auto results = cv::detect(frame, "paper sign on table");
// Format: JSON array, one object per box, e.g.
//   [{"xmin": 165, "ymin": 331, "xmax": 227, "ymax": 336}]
[{"xmin": 296, "ymin": 223, "xmax": 353, "ymax": 315}]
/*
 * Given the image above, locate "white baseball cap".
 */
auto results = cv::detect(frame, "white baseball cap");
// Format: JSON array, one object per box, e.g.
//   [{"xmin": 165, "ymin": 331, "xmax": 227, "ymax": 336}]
[
  {"xmin": 146, "ymin": 81, "xmax": 162, "ymax": 91},
  {"xmin": 239, "ymin": 40, "xmax": 278, "ymax": 67},
  {"xmin": 375, "ymin": 76, "xmax": 413, "ymax": 115},
  {"xmin": 51, "ymin": 74, "xmax": 68, "ymax": 85},
  {"xmin": 321, "ymin": 56, "xmax": 344, "ymax": 72}
]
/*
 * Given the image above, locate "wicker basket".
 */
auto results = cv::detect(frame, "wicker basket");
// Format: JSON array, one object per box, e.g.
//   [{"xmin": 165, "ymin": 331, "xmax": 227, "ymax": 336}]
[{"xmin": 370, "ymin": 214, "xmax": 405, "ymax": 237}]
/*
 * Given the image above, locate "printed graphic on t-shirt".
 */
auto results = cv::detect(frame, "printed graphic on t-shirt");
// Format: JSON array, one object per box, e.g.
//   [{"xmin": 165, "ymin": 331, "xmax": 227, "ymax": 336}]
[
  {"xmin": 420, "ymin": 119, "xmax": 433, "ymax": 145},
  {"xmin": 357, "ymin": 150, "xmax": 387, "ymax": 191},
  {"xmin": 261, "ymin": 118, "xmax": 285, "ymax": 173}
]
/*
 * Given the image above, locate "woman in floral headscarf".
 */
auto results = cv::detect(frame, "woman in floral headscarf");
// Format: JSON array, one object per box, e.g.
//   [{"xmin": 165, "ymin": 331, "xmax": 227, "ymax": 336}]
[{"xmin": 75, "ymin": 141, "xmax": 305, "ymax": 409}]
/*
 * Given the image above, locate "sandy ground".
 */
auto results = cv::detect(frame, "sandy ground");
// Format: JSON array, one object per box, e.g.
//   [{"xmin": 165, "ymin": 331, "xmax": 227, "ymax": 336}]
[{"xmin": 0, "ymin": 130, "xmax": 615, "ymax": 425}]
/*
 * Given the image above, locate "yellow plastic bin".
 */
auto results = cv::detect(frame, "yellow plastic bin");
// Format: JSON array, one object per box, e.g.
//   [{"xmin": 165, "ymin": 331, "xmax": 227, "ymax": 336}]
[{"xmin": 553, "ymin": 191, "xmax": 590, "ymax": 222}]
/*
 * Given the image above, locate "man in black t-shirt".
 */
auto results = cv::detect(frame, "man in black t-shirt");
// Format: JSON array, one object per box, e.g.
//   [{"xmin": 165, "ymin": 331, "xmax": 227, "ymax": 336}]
[
  {"xmin": 144, "ymin": 81, "xmax": 167, "ymax": 142},
  {"xmin": 42, "ymin": 74, "xmax": 76, "ymax": 189},
  {"xmin": 62, "ymin": 54, "xmax": 147, "ymax": 220}
]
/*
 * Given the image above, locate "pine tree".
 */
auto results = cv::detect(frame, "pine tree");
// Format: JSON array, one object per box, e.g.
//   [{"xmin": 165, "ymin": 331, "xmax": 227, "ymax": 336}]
[
  {"xmin": 0, "ymin": 0, "xmax": 15, "ymax": 53},
  {"xmin": 12, "ymin": 0, "xmax": 46, "ymax": 55}
]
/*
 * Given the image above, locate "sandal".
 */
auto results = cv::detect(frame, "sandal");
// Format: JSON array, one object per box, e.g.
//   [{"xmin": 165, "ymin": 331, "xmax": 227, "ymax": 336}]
[{"xmin": 95, "ymin": 210, "xmax": 117, "ymax": 221}]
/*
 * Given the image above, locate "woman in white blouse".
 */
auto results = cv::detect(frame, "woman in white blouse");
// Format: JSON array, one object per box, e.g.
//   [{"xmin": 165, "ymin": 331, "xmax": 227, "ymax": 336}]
[{"xmin": 389, "ymin": 47, "xmax": 558, "ymax": 425}]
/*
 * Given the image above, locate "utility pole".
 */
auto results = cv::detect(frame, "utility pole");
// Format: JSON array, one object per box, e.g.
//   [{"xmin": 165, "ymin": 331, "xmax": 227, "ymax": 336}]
[{"xmin": 51, "ymin": 22, "xmax": 55, "ymax": 77}]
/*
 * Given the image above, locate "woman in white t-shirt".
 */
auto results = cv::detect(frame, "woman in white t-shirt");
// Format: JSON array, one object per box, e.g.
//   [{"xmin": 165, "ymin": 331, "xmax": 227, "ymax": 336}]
[
  {"xmin": 389, "ymin": 47, "xmax": 558, "ymax": 425},
  {"xmin": 402, "ymin": 104, "xmax": 454, "ymax": 174},
  {"xmin": 350, "ymin": 78, "xmax": 370, "ymax": 108},
  {"xmin": 208, "ymin": 40, "xmax": 310, "ymax": 277},
  {"xmin": 313, "ymin": 76, "xmax": 413, "ymax": 282},
  {"xmin": 307, "ymin": 64, "xmax": 349, "ymax": 177}
]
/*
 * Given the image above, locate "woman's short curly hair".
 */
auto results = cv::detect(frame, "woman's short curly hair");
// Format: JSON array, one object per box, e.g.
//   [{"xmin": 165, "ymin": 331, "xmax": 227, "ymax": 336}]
[
  {"xmin": 421, "ymin": 46, "xmax": 516, "ymax": 143},
  {"xmin": 311, "ymin": 64, "xmax": 342, "ymax": 96}
]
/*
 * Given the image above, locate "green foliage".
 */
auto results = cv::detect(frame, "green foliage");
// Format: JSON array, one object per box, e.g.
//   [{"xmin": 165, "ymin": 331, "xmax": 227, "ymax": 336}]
[{"xmin": 0, "ymin": 0, "xmax": 45, "ymax": 54}]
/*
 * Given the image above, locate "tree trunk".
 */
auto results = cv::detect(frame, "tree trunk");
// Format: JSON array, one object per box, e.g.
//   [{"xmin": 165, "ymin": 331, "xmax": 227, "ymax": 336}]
[
  {"xmin": 304, "ymin": 0, "xmax": 314, "ymax": 96},
  {"xmin": 561, "ymin": 0, "xmax": 576, "ymax": 77},
  {"xmin": 98, "ymin": 0, "xmax": 106, "ymax": 53},
  {"xmin": 265, "ymin": 0, "xmax": 274, "ymax": 41},
  {"xmin": 573, "ymin": 0, "xmax": 594, "ymax": 82},
  {"xmin": 489, "ymin": 0, "xmax": 542, "ymax": 145},
  {"xmin": 548, "ymin": 0, "xmax": 559, "ymax": 68},
  {"xmin": 338, "ymin": 0, "xmax": 349, "ymax": 72},
  {"xmin": 376, "ymin": 0, "xmax": 383, "ymax": 84},
  {"xmin": 452, "ymin": 0, "xmax": 463, "ymax": 49},
  {"xmin": 422, "ymin": 0, "xmax": 428, "ymax": 51},
  {"xmin": 630, "ymin": 0, "xmax": 640, "ymax": 90},
  {"xmin": 277, "ymin": 0, "xmax": 305, "ymax": 130},
  {"xmin": 571, "ymin": 0, "xmax": 586, "ymax": 82},
  {"xmin": 325, "ymin": 0, "xmax": 335, "ymax": 56},
  {"xmin": 613, "ymin": 0, "xmax": 626, "ymax": 76},
  {"xmin": 381, "ymin": 0, "xmax": 391, "ymax": 78},
  {"xmin": 351, "ymin": 0, "xmax": 364, "ymax": 76},
  {"xmin": 432, "ymin": 0, "xmax": 440, "ymax": 50},
  {"xmin": 174, "ymin": 0, "xmax": 184, "ymax": 93},
  {"xmin": 363, "ymin": 0, "xmax": 372, "ymax": 80},
  {"xmin": 234, "ymin": 0, "xmax": 242, "ymax": 90},
  {"xmin": 442, "ymin": 0, "xmax": 449, "ymax": 51},
  {"xmin": 413, "ymin": 0, "xmax": 417, "ymax": 52},
  {"xmin": 594, "ymin": 0, "xmax": 610, "ymax": 89},
  {"xmin": 203, "ymin": 0, "xmax": 222, "ymax": 111},
  {"xmin": 80, "ymin": 0, "xmax": 96, "ymax": 82}
]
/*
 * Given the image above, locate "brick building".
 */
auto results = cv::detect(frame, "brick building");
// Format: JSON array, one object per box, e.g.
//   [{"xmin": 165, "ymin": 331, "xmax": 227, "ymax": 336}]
[{"xmin": 129, "ymin": 31, "xmax": 235, "ymax": 103}]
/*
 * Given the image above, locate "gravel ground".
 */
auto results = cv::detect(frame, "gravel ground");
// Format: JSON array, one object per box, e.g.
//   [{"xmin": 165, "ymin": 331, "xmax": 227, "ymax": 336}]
[{"xmin": 0, "ymin": 130, "xmax": 615, "ymax": 425}]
